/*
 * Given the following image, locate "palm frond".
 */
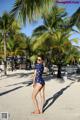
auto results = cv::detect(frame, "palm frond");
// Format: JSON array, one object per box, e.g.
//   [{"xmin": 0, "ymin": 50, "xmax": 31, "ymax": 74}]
[
  {"xmin": 10, "ymin": 0, "xmax": 55, "ymax": 24},
  {"xmin": 65, "ymin": 7, "xmax": 80, "ymax": 29},
  {"xmin": 32, "ymin": 25, "xmax": 47, "ymax": 36},
  {"xmin": 32, "ymin": 32, "xmax": 53, "ymax": 50}
]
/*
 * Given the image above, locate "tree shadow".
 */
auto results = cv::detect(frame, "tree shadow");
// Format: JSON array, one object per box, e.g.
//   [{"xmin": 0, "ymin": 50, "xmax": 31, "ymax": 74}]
[
  {"xmin": 0, "ymin": 86, "xmax": 23, "ymax": 96},
  {"xmin": 6, "ymin": 80, "xmax": 32, "ymax": 87},
  {"xmin": 0, "ymin": 80, "xmax": 32, "ymax": 96},
  {"xmin": 67, "ymin": 74, "xmax": 80, "ymax": 82},
  {"xmin": 0, "ymin": 71, "xmax": 33, "ymax": 80},
  {"xmin": 43, "ymin": 82, "xmax": 74, "ymax": 112},
  {"xmin": 7, "ymin": 72, "xmax": 33, "ymax": 78}
]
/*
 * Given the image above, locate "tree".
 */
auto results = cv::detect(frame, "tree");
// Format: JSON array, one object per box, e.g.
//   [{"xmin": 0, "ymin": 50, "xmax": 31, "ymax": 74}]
[
  {"xmin": 7, "ymin": 32, "xmax": 33, "ymax": 70},
  {"xmin": 10, "ymin": 0, "xmax": 55, "ymax": 24},
  {"xmin": 0, "ymin": 13, "xmax": 20, "ymax": 75},
  {"xmin": 66, "ymin": 46, "xmax": 80, "ymax": 65},
  {"xmin": 32, "ymin": 7, "xmax": 66, "ymax": 76},
  {"xmin": 32, "ymin": 7, "xmax": 80, "ymax": 78},
  {"xmin": 0, "ymin": 33, "xmax": 3, "ymax": 63},
  {"xmin": 51, "ymin": 31, "xmax": 79, "ymax": 78},
  {"xmin": 0, "ymin": 13, "xmax": 13, "ymax": 75}
]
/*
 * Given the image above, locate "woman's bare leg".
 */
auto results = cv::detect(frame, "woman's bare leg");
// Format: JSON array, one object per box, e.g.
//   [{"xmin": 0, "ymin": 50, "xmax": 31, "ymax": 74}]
[
  {"xmin": 39, "ymin": 85, "xmax": 45, "ymax": 113},
  {"xmin": 32, "ymin": 83, "xmax": 42, "ymax": 114}
]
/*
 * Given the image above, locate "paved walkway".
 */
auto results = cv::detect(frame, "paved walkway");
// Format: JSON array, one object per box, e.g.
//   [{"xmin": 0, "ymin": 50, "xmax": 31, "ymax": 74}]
[{"xmin": 0, "ymin": 70, "xmax": 80, "ymax": 120}]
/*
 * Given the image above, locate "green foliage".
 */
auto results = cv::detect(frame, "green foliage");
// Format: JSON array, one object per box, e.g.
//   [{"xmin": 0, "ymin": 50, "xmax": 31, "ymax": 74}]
[
  {"xmin": 10, "ymin": 0, "xmax": 55, "ymax": 24},
  {"xmin": 32, "ymin": 7, "xmax": 80, "ymax": 66}
]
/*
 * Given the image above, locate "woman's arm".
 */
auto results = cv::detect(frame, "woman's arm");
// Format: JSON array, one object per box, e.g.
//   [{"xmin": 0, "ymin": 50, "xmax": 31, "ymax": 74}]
[{"xmin": 32, "ymin": 70, "xmax": 37, "ymax": 87}]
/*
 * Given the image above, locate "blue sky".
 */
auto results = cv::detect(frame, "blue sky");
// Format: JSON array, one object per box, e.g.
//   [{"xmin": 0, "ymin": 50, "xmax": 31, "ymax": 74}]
[{"xmin": 0, "ymin": 0, "xmax": 80, "ymax": 46}]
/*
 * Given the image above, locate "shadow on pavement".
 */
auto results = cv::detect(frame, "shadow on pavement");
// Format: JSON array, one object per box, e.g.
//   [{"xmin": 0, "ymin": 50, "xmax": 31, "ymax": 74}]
[
  {"xmin": 0, "ymin": 86, "xmax": 23, "ymax": 96},
  {"xmin": 43, "ymin": 81, "xmax": 75, "ymax": 112},
  {"xmin": 0, "ymin": 71, "xmax": 33, "ymax": 80},
  {"xmin": 7, "ymin": 72, "xmax": 33, "ymax": 78},
  {"xmin": 6, "ymin": 80, "xmax": 32, "ymax": 87}
]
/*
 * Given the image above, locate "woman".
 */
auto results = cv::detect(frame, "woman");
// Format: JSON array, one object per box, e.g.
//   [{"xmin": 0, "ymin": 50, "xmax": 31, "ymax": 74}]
[{"xmin": 32, "ymin": 55, "xmax": 45, "ymax": 114}]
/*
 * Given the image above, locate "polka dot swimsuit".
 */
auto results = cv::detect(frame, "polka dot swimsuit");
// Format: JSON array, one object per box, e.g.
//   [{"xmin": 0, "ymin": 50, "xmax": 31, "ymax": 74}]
[{"xmin": 35, "ymin": 63, "xmax": 45, "ymax": 86}]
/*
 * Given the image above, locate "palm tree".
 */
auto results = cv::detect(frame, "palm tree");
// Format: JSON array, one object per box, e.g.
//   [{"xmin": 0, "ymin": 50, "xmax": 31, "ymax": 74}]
[
  {"xmin": 7, "ymin": 33, "xmax": 32, "ymax": 56},
  {"xmin": 0, "ymin": 13, "xmax": 20, "ymax": 75},
  {"xmin": 7, "ymin": 32, "xmax": 32, "ymax": 70},
  {"xmin": 32, "ymin": 7, "xmax": 66, "ymax": 50},
  {"xmin": 10, "ymin": 0, "xmax": 55, "ymax": 24},
  {"xmin": 0, "ymin": 33, "xmax": 3, "ymax": 62},
  {"xmin": 0, "ymin": 13, "xmax": 13, "ymax": 75},
  {"xmin": 51, "ymin": 31, "xmax": 74, "ymax": 78},
  {"xmin": 32, "ymin": 7, "xmax": 79, "ymax": 78},
  {"xmin": 66, "ymin": 46, "xmax": 80, "ymax": 65},
  {"xmin": 33, "ymin": 29, "xmax": 79, "ymax": 78},
  {"xmin": 32, "ymin": 8, "xmax": 66, "ymax": 58}
]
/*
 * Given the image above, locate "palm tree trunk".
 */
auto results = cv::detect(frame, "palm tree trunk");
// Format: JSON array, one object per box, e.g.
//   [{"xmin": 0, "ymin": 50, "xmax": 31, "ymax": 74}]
[
  {"xmin": 57, "ymin": 64, "xmax": 62, "ymax": 78},
  {"xmin": 3, "ymin": 33, "xmax": 7, "ymax": 75}
]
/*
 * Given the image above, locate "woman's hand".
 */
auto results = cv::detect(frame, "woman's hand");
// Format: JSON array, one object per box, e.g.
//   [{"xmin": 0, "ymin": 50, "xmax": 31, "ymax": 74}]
[{"xmin": 33, "ymin": 83, "xmax": 35, "ymax": 88}]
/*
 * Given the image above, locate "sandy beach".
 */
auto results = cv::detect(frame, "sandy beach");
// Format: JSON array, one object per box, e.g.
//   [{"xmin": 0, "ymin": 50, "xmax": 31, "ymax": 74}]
[{"xmin": 0, "ymin": 70, "xmax": 80, "ymax": 120}]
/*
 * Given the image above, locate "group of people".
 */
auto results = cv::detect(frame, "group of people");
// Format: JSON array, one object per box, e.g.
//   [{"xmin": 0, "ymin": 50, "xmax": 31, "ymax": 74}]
[{"xmin": 32, "ymin": 55, "xmax": 45, "ymax": 114}]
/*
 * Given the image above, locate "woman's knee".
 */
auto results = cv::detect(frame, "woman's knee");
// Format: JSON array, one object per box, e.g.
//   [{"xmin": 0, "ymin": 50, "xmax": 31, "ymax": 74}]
[{"xmin": 32, "ymin": 91, "xmax": 36, "ymax": 99}]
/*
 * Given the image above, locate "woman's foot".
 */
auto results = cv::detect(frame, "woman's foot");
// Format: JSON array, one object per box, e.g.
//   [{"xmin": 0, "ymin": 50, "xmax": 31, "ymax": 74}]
[
  {"xmin": 32, "ymin": 110, "xmax": 40, "ymax": 114},
  {"xmin": 40, "ymin": 109, "xmax": 44, "ymax": 114},
  {"xmin": 40, "ymin": 111, "xmax": 43, "ymax": 114}
]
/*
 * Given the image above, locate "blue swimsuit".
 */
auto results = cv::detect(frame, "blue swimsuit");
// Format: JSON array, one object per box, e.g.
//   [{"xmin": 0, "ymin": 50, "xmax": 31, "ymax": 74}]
[{"xmin": 35, "ymin": 63, "xmax": 45, "ymax": 86}]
